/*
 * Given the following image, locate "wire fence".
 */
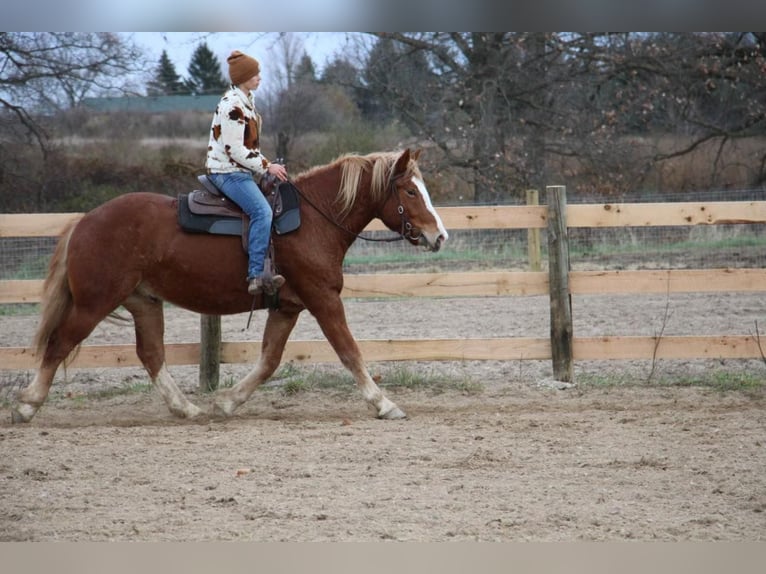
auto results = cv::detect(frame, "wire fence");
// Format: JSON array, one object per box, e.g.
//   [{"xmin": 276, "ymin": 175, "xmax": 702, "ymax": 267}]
[{"xmin": 344, "ymin": 188, "xmax": 766, "ymax": 274}]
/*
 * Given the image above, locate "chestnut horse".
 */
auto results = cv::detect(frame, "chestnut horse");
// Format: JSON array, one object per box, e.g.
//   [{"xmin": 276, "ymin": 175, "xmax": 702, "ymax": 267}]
[{"xmin": 12, "ymin": 149, "xmax": 448, "ymax": 423}]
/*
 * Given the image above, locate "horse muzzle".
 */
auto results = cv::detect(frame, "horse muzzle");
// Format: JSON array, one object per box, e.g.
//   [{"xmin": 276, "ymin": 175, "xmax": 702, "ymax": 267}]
[{"xmin": 419, "ymin": 230, "xmax": 447, "ymax": 252}]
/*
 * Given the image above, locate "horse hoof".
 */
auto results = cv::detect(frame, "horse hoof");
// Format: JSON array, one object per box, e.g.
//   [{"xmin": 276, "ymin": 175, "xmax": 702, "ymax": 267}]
[
  {"xmin": 210, "ymin": 401, "xmax": 234, "ymax": 419},
  {"xmin": 169, "ymin": 402, "xmax": 203, "ymax": 420},
  {"xmin": 185, "ymin": 404, "xmax": 204, "ymax": 419},
  {"xmin": 11, "ymin": 404, "xmax": 36, "ymax": 424},
  {"xmin": 379, "ymin": 405, "xmax": 407, "ymax": 420}
]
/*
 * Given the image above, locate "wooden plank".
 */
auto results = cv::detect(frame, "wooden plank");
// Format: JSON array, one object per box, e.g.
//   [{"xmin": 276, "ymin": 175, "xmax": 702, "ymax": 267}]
[
  {"xmin": 0, "ymin": 343, "xmax": 200, "ymax": 370},
  {"xmin": 567, "ymin": 201, "xmax": 766, "ymax": 228},
  {"xmin": 3, "ymin": 273, "xmax": 550, "ymax": 305},
  {"xmin": 0, "ymin": 338, "xmax": 553, "ymax": 370},
  {"xmin": 220, "ymin": 338, "xmax": 553, "ymax": 364},
  {"xmin": 5, "ymin": 268, "xmax": 765, "ymax": 305},
  {"xmin": 342, "ymin": 271, "xmax": 549, "ymax": 298},
  {"xmin": 0, "ymin": 207, "xmax": 548, "ymax": 237},
  {"xmin": 574, "ymin": 335, "xmax": 764, "ymax": 360},
  {"xmin": 3, "ymin": 202, "xmax": 764, "ymax": 236},
  {"xmin": 3, "ymin": 334, "xmax": 764, "ymax": 370},
  {"xmin": 0, "ymin": 213, "xmax": 82, "ymax": 237},
  {"xmin": 570, "ymin": 268, "xmax": 766, "ymax": 294},
  {"xmin": 0, "ymin": 280, "xmax": 44, "ymax": 304}
]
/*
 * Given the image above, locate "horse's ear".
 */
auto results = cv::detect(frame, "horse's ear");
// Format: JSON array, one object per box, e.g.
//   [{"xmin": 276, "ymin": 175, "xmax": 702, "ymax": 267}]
[
  {"xmin": 411, "ymin": 148, "xmax": 422, "ymax": 162},
  {"xmin": 393, "ymin": 148, "xmax": 411, "ymax": 178}
]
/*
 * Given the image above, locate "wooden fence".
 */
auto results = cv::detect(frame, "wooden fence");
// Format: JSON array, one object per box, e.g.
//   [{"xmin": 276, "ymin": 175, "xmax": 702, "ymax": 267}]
[{"xmin": 2, "ymin": 189, "xmax": 766, "ymax": 382}]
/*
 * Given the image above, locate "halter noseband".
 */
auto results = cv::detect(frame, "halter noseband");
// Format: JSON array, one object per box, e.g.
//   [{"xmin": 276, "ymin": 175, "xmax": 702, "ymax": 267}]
[{"xmin": 389, "ymin": 175, "xmax": 422, "ymax": 243}]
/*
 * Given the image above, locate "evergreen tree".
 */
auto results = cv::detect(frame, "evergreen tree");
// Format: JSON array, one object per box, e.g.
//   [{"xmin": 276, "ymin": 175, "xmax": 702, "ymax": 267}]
[
  {"xmin": 320, "ymin": 56, "xmax": 366, "ymax": 117},
  {"xmin": 184, "ymin": 42, "xmax": 227, "ymax": 95},
  {"xmin": 361, "ymin": 38, "xmax": 435, "ymax": 126},
  {"xmin": 294, "ymin": 53, "xmax": 317, "ymax": 85},
  {"xmin": 146, "ymin": 50, "xmax": 187, "ymax": 95},
  {"xmin": 360, "ymin": 38, "xmax": 399, "ymax": 123}
]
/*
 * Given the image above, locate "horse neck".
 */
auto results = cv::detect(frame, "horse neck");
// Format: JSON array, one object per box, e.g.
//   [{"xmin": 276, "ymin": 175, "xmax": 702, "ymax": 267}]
[
  {"xmin": 342, "ymin": 181, "xmax": 381, "ymax": 236},
  {"xmin": 297, "ymin": 166, "xmax": 382, "ymax": 247}
]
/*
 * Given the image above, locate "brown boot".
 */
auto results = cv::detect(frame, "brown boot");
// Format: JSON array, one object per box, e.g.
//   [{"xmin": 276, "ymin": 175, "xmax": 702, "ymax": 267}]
[
  {"xmin": 247, "ymin": 276, "xmax": 263, "ymax": 295},
  {"xmin": 248, "ymin": 274, "xmax": 285, "ymax": 296},
  {"xmin": 262, "ymin": 274, "xmax": 285, "ymax": 295}
]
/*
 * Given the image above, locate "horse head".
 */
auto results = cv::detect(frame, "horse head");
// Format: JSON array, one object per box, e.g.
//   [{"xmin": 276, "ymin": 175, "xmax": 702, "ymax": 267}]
[{"xmin": 378, "ymin": 149, "xmax": 449, "ymax": 252}]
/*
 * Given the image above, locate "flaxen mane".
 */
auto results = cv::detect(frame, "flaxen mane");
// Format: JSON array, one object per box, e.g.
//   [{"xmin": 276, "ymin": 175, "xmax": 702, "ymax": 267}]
[{"xmin": 298, "ymin": 151, "xmax": 422, "ymax": 219}]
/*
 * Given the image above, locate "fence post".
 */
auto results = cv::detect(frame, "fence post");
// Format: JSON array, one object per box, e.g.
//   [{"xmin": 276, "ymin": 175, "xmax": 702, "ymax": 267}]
[
  {"xmin": 546, "ymin": 185, "xmax": 574, "ymax": 382},
  {"xmin": 199, "ymin": 314, "xmax": 221, "ymax": 392},
  {"xmin": 526, "ymin": 189, "xmax": 542, "ymax": 271}
]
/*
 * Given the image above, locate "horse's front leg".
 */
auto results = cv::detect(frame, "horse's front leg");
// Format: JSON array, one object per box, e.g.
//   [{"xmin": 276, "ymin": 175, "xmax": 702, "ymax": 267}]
[
  {"xmin": 312, "ymin": 296, "xmax": 406, "ymax": 420},
  {"xmin": 212, "ymin": 308, "xmax": 299, "ymax": 417}
]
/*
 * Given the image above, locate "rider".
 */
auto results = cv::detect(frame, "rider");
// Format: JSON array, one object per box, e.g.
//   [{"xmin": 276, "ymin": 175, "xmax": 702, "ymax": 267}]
[{"xmin": 205, "ymin": 50, "xmax": 288, "ymax": 296}]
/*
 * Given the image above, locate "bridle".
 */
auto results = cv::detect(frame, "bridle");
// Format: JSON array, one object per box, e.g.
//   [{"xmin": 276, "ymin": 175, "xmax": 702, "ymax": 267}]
[{"xmin": 293, "ymin": 173, "xmax": 421, "ymax": 244}]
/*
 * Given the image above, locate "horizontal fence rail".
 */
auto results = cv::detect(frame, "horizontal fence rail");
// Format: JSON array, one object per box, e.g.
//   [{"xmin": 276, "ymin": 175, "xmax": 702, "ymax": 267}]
[
  {"xmin": 1, "ymin": 335, "xmax": 763, "ymax": 370},
  {"xmin": 3, "ymin": 200, "xmax": 766, "ymax": 237},
  {"xmin": 5, "ymin": 269, "xmax": 766, "ymax": 304},
  {"xmin": 2, "ymin": 199, "xmax": 766, "ymax": 373}
]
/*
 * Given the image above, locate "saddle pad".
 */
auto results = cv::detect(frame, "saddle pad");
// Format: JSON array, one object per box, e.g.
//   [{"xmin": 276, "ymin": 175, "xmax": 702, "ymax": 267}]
[
  {"xmin": 273, "ymin": 181, "xmax": 301, "ymax": 235},
  {"xmin": 178, "ymin": 182, "xmax": 301, "ymax": 237},
  {"xmin": 178, "ymin": 193, "xmax": 243, "ymax": 236}
]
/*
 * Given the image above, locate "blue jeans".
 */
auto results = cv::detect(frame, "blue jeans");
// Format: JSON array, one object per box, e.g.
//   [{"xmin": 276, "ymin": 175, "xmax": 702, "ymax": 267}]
[{"xmin": 208, "ymin": 172, "xmax": 272, "ymax": 280}]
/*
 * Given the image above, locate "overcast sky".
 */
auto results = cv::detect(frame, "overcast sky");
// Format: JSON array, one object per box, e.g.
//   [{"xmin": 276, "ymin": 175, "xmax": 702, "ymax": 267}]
[{"xmin": 127, "ymin": 32, "xmax": 359, "ymax": 93}]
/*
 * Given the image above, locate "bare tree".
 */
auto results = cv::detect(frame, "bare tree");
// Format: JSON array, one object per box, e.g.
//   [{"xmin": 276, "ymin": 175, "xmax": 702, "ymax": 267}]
[
  {"xmin": 0, "ymin": 33, "xmax": 145, "ymax": 210},
  {"xmin": 0, "ymin": 32, "xmax": 145, "ymax": 151},
  {"xmin": 267, "ymin": 33, "xmax": 306, "ymax": 92},
  {"xmin": 364, "ymin": 33, "xmax": 766, "ymax": 202},
  {"xmin": 263, "ymin": 34, "xmax": 358, "ymax": 165}
]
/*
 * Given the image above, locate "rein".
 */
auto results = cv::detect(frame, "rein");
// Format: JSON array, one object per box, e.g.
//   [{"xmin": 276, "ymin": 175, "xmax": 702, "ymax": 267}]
[{"xmin": 291, "ymin": 177, "xmax": 416, "ymax": 244}]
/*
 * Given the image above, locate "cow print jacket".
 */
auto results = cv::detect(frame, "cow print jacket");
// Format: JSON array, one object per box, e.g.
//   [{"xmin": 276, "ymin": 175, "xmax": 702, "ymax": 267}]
[{"xmin": 205, "ymin": 85, "xmax": 270, "ymax": 178}]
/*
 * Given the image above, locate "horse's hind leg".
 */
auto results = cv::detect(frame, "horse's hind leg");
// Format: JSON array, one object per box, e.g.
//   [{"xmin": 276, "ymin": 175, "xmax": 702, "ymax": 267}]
[
  {"xmin": 122, "ymin": 293, "xmax": 202, "ymax": 419},
  {"xmin": 212, "ymin": 308, "xmax": 299, "ymax": 417},
  {"xmin": 12, "ymin": 305, "xmax": 106, "ymax": 423}
]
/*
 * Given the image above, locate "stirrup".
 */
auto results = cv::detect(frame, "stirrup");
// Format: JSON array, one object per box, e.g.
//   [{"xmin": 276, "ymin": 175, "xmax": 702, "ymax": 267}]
[
  {"xmin": 262, "ymin": 274, "xmax": 285, "ymax": 295},
  {"xmin": 247, "ymin": 274, "xmax": 285, "ymax": 296}
]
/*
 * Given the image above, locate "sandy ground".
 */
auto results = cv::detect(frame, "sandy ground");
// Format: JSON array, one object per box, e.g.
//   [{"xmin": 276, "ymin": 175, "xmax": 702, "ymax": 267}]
[{"xmin": 1, "ymin": 293, "xmax": 765, "ymax": 541}]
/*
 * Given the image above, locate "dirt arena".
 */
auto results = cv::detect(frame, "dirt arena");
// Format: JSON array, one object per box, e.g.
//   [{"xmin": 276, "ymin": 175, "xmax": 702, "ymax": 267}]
[{"xmin": 1, "ymin": 293, "xmax": 765, "ymax": 541}]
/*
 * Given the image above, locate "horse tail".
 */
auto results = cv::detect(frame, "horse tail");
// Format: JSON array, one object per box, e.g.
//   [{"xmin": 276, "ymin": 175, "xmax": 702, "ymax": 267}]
[{"xmin": 33, "ymin": 221, "xmax": 76, "ymax": 359}]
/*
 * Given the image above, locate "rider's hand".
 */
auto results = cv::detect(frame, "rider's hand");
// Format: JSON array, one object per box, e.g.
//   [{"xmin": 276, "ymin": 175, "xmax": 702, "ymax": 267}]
[{"xmin": 268, "ymin": 162, "xmax": 288, "ymax": 181}]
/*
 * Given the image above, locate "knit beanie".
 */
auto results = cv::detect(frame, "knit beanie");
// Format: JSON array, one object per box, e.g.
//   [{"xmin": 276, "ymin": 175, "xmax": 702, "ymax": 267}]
[{"xmin": 227, "ymin": 50, "xmax": 260, "ymax": 85}]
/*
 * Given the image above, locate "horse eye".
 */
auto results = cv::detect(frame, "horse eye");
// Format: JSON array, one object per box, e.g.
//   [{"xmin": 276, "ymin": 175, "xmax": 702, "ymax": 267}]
[{"xmin": 405, "ymin": 189, "xmax": 417, "ymax": 198}]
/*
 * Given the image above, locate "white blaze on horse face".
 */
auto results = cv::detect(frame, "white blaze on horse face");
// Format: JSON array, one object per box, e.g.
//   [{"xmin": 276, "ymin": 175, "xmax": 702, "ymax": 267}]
[{"xmin": 413, "ymin": 177, "xmax": 449, "ymax": 242}]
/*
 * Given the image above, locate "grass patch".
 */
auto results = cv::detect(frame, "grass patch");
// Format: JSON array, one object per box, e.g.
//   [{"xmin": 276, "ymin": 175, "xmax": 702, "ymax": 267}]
[
  {"xmin": 577, "ymin": 369, "xmax": 765, "ymax": 393},
  {"xmin": 0, "ymin": 303, "xmax": 40, "ymax": 316},
  {"xmin": 60, "ymin": 381, "xmax": 153, "ymax": 404},
  {"xmin": 377, "ymin": 364, "xmax": 482, "ymax": 395},
  {"xmin": 259, "ymin": 363, "xmax": 482, "ymax": 396},
  {"xmin": 671, "ymin": 371, "xmax": 765, "ymax": 393}
]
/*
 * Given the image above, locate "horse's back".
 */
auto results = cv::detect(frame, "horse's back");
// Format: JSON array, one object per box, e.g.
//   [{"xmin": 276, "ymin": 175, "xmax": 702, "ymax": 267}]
[
  {"xmin": 82, "ymin": 191, "xmax": 175, "ymax": 218},
  {"xmin": 72, "ymin": 192, "xmax": 176, "ymax": 242}
]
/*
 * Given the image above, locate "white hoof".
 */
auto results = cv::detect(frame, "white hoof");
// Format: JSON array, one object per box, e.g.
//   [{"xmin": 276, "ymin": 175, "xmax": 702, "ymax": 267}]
[
  {"xmin": 211, "ymin": 393, "xmax": 237, "ymax": 418},
  {"xmin": 169, "ymin": 401, "xmax": 203, "ymax": 420},
  {"xmin": 378, "ymin": 405, "xmax": 407, "ymax": 420},
  {"xmin": 184, "ymin": 403, "xmax": 204, "ymax": 419},
  {"xmin": 11, "ymin": 403, "xmax": 38, "ymax": 424}
]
